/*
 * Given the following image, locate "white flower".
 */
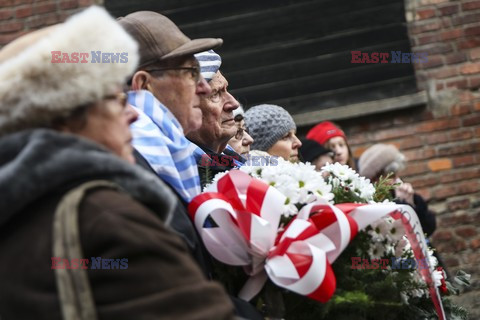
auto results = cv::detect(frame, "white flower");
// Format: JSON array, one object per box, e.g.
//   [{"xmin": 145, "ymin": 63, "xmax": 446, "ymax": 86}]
[
  {"xmin": 322, "ymin": 162, "xmax": 357, "ymax": 182},
  {"xmin": 428, "ymin": 248, "xmax": 438, "ymax": 268},
  {"xmin": 432, "ymin": 269, "xmax": 444, "ymax": 287},
  {"xmin": 388, "ymin": 219, "xmax": 405, "ymax": 242},
  {"xmin": 240, "ymin": 158, "xmax": 334, "ymax": 218}
]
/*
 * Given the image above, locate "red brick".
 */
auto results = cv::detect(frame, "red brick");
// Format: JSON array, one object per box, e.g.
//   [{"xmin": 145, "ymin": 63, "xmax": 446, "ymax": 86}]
[
  {"xmin": 402, "ymin": 161, "xmax": 430, "ymax": 177},
  {"xmin": 434, "ymin": 66, "xmax": 458, "ymax": 78},
  {"xmin": 59, "ymin": 0, "xmax": 78, "ymax": 10},
  {"xmin": 428, "ymin": 158, "xmax": 452, "ymax": 171},
  {"xmin": 436, "ymin": 82, "xmax": 445, "ymax": 90},
  {"xmin": 450, "ymin": 128, "xmax": 474, "ymax": 140},
  {"xmin": 436, "ymin": 239, "xmax": 468, "ymax": 253},
  {"xmin": 433, "ymin": 230, "xmax": 453, "ymax": 241},
  {"xmin": 439, "ymin": 212, "xmax": 474, "ymax": 227},
  {"xmin": 468, "ymin": 76, "xmax": 480, "ymax": 88},
  {"xmin": 453, "ymin": 155, "xmax": 477, "ymax": 167},
  {"xmin": 0, "ymin": 21, "xmax": 24, "ymax": 34},
  {"xmin": 451, "ymin": 104, "xmax": 471, "ymax": 116},
  {"xmin": 416, "ymin": 188, "xmax": 431, "ymax": 200},
  {"xmin": 417, "ymin": 34, "xmax": 440, "ymax": 45},
  {"xmin": 415, "ymin": 43, "xmax": 452, "ymax": 55},
  {"xmin": 463, "ymin": 114, "xmax": 480, "ymax": 126},
  {"xmin": 441, "ymin": 29, "xmax": 463, "ymax": 41},
  {"xmin": 476, "ymin": 127, "xmax": 480, "ymax": 137},
  {"xmin": 0, "ymin": 9, "xmax": 13, "ymax": 20},
  {"xmin": 461, "ymin": 63, "xmax": 480, "ymax": 74},
  {"xmin": 78, "ymin": 0, "xmax": 95, "ymax": 6},
  {"xmin": 416, "ymin": 8, "xmax": 436, "ymax": 20},
  {"xmin": 424, "ymin": 132, "xmax": 449, "ymax": 144},
  {"xmin": 421, "ymin": 55, "xmax": 443, "ymax": 69},
  {"xmin": 458, "ymin": 180, "xmax": 480, "ymax": 194},
  {"xmin": 371, "ymin": 127, "xmax": 414, "ymax": 141},
  {"xmin": 440, "ymin": 168, "xmax": 480, "ymax": 183},
  {"xmin": 34, "ymin": 2, "xmax": 57, "ymax": 15},
  {"xmin": 439, "ymin": 4, "xmax": 459, "ymax": 16},
  {"xmin": 15, "ymin": 7, "xmax": 33, "ymax": 18},
  {"xmin": 416, "ymin": 118, "xmax": 461, "ymax": 133},
  {"xmin": 446, "ymin": 78, "xmax": 469, "ymax": 89},
  {"xmin": 470, "ymin": 48, "xmax": 480, "ymax": 61},
  {"xmin": 420, "ymin": 0, "xmax": 448, "ymax": 4},
  {"xmin": 458, "ymin": 37, "xmax": 480, "ymax": 50},
  {"xmin": 459, "ymin": 91, "xmax": 475, "ymax": 102},
  {"xmin": 447, "ymin": 198, "xmax": 471, "ymax": 211},
  {"xmin": 465, "ymin": 26, "xmax": 480, "ymax": 37},
  {"xmin": 404, "ymin": 147, "xmax": 436, "ymax": 161},
  {"xmin": 438, "ymin": 142, "xmax": 480, "ymax": 156},
  {"xmin": 408, "ymin": 176, "xmax": 439, "ymax": 188},
  {"xmin": 445, "ymin": 52, "xmax": 467, "ymax": 65},
  {"xmin": 455, "ymin": 226, "xmax": 477, "ymax": 238},
  {"xmin": 463, "ymin": 1, "xmax": 480, "ymax": 10},
  {"xmin": 397, "ymin": 136, "xmax": 424, "ymax": 149},
  {"xmin": 471, "ymin": 238, "xmax": 480, "ymax": 249},
  {"xmin": 27, "ymin": 13, "xmax": 62, "ymax": 28},
  {"xmin": 453, "ymin": 12, "xmax": 480, "ymax": 26},
  {"xmin": 434, "ymin": 185, "xmax": 457, "ymax": 200},
  {"xmin": 409, "ymin": 22, "xmax": 434, "ymax": 35}
]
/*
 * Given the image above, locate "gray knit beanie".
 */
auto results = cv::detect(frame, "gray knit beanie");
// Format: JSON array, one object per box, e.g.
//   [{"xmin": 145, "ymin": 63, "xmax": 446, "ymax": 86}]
[{"xmin": 244, "ymin": 104, "xmax": 296, "ymax": 151}]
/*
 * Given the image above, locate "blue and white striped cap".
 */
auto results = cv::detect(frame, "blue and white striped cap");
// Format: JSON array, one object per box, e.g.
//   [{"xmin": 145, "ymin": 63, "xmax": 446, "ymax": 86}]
[{"xmin": 194, "ymin": 50, "xmax": 222, "ymax": 82}]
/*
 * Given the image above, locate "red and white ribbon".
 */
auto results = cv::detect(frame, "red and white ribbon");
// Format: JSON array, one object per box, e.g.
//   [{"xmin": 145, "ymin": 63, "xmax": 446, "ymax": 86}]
[{"xmin": 188, "ymin": 170, "xmax": 445, "ymax": 319}]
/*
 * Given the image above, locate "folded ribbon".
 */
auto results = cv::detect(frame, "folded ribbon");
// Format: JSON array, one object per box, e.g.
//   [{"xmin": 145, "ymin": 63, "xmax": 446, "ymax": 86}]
[{"xmin": 188, "ymin": 170, "xmax": 445, "ymax": 319}]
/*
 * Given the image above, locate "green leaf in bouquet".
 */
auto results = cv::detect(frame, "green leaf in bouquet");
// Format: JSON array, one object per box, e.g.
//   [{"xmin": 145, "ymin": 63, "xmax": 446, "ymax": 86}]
[{"xmin": 372, "ymin": 173, "xmax": 396, "ymax": 203}]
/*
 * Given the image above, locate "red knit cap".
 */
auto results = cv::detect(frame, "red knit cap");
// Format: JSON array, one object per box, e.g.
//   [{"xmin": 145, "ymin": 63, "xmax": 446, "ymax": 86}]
[{"xmin": 306, "ymin": 121, "xmax": 346, "ymax": 145}]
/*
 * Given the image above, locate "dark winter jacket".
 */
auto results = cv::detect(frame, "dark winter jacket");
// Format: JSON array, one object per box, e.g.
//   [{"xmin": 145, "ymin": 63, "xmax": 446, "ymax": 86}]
[
  {"xmin": 195, "ymin": 144, "xmax": 244, "ymax": 188},
  {"xmin": 395, "ymin": 193, "xmax": 436, "ymax": 237},
  {"xmin": 0, "ymin": 129, "xmax": 234, "ymax": 320},
  {"xmin": 134, "ymin": 149, "xmax": 263, "ymax": 320}
]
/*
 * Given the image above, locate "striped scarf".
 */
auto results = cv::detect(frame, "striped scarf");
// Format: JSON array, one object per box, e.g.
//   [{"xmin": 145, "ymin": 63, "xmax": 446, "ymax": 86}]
[{"xmin": 128, "ymin": 90, "xmax": 203, "ymax": 203}]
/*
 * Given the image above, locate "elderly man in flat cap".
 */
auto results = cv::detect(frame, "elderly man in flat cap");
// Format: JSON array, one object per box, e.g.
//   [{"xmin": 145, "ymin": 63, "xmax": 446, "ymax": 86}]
[{"xmin": 119, "ymin": 12, "xmax": 262, "ymax": 320}]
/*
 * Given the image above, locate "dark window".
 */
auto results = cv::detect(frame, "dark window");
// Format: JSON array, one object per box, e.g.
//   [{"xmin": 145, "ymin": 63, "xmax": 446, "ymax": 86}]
[{"xmin": 107, "ymin": 0, "xmax": 418, "ymax": 124}]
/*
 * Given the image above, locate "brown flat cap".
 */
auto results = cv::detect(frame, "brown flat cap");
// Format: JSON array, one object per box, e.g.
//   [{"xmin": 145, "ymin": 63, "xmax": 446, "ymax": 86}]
[{"xmin": 118, "ymin": 11, "xmax": 222, "ymax": 69}]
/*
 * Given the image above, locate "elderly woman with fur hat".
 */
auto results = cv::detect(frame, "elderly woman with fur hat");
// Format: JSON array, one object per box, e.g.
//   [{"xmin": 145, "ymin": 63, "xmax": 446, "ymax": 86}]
[
  {"xmin": 0, "ymin": 7, "xmax": 234, "ymax": 320},
  {"xmin": 359, "ymin": 143, "xmax": 436, "ymax": 237},
  {"xmin": 244, "ymin": 104, "xmax": 302, "ymax": 162}
]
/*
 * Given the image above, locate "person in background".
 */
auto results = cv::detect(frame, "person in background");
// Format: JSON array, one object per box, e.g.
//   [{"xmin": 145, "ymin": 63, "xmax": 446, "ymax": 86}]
[
  {"xmin": 227, "ymin": 105, "xmax": 254, "ymax": 159},
  {"xmin": 244, "ymin": 104, "xmax": 302, "ymax": 162},
  {"xmin": 0, "ymin": 7, "xmax": 234, "ymax": 320},
  {"xmin": 358, "ymin": 143, "xmax": 436, "ymax": 237},
  {"xmin": 306, "ymin": 121, "xmax": 357, "ymax": 170},
  {"xmin": 299, "ymin": 138, "xmax": 334, "ymax": 171}
]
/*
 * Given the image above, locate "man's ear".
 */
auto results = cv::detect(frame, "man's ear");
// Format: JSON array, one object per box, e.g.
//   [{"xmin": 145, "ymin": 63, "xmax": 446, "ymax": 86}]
[{"xmin": 131, "ymin": 71, "xmax": 150, "ymax": 91}]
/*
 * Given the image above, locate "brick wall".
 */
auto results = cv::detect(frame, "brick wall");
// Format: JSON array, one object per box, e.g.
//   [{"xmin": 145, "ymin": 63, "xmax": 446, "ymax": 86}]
[
  {"xmin": 344, "ymin": 0, "xmax": 480, "ymax": 315},
  {"xmin": 1, "ymin": 0, "xmax": 478, "ymax": 316},
  {"xmin": 0, "ymin": 0, "xmax": 103, "ymax": 48}
]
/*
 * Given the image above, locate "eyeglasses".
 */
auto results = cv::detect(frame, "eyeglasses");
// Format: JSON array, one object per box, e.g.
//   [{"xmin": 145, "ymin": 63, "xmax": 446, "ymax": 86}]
[
  {"xmin": 104, "ymin": 92, "xmax": 128, "ymax": 108},
  {"xmin": 145, "ymin": 66, "xmax": 201, "ymax": 84},
  {"xmin": 234, "ymin": 126, "xmax": 249, "ymax": 140}
]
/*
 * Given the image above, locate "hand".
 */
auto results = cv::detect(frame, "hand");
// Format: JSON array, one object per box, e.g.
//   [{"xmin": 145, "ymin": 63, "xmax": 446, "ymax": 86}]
[{"xmin": 395, "ymin": 180, "xmax": 415, "ymax": 206}]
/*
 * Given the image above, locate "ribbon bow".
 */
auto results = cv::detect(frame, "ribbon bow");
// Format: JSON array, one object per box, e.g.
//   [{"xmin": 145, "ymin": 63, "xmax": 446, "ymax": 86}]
[{"xmin": 188, "ymin": 171, "xmax": 445, "ymax": 319}]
